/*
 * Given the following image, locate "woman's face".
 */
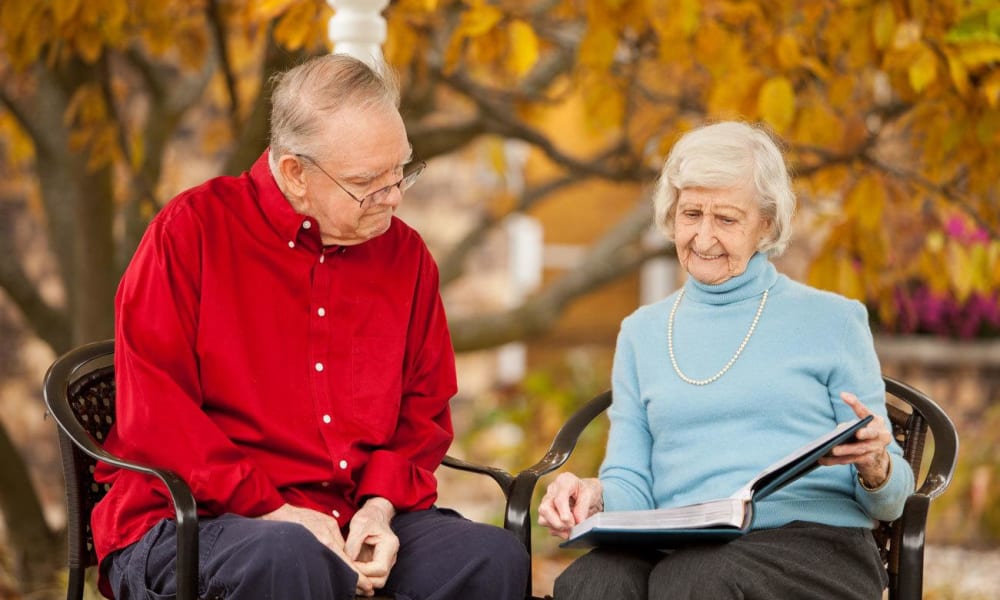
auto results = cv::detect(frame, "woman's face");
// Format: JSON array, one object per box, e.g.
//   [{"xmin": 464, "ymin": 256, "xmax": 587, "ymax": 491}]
[{"xmin": 673, "ymin": 184, "xmax": 772, "ymax": 285}]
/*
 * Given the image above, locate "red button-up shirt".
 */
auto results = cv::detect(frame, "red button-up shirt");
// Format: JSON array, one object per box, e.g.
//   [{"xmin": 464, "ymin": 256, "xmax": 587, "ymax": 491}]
[{"xmin": 93, "ymin": 151, "xmax": 457, "ymax": 569}]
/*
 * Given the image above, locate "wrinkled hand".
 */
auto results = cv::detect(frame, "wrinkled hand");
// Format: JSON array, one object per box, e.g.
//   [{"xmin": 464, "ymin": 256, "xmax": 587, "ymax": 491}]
[
  {"xmin": 258, "ymin": 503, "xmax": 375, "ymax": 596},
  {"xmin": 346, "ymin": 497, "xmax": 399, "ymax": 595},
  {"xmin": 537, "ymin": 473, "xmax": 604, "ymax": 539},
  {"xmin": 819, "ymin": 392, "xmax": 893, "ymax": 489}
]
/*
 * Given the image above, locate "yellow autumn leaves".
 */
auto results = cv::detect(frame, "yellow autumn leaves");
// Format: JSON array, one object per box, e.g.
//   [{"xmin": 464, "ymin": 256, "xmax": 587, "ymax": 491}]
[
  {"xmin": 437, "ymin": 2, "xmax": 540, "ymax": 79},
  {"xmin": 2, "ymin": 0, "xmax": 997, "ymax": 331},
  {"xmin": 1, "ymin": 0, "xmax": 127, "ymax": 68},
  {"xmin": 380, "ymin": 0, "xmax": 999, "ymax": 331}
]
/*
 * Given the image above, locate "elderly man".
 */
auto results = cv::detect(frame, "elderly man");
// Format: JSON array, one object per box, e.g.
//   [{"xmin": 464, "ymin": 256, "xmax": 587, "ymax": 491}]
[{"xmin": 95, "ymin": 54, "xmax": 529, "ymax": 600}]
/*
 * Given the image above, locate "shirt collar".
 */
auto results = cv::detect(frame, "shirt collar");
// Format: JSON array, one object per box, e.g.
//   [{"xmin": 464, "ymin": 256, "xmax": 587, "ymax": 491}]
[{"xmin": 250, "ymin": 150, "xmax": 322, "ymax": 251}]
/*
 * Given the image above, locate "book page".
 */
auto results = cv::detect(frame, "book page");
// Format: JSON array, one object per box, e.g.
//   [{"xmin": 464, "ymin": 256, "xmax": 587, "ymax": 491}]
[
  {"xmin": 565, "ymin": 415, "xmax": 872, "ymax": 547},
  {"xmin": 571, "ymin": 497, "xmax": 747, "ymax": 535}
]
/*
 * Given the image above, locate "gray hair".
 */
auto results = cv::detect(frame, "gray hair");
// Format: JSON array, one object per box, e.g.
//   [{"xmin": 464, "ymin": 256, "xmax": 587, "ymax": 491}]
[
  {"xmin": 652, "ymin": 121, "xmax": 795, "ymax": 256},
  {"xmin": 268, "ymin": 54, "xmax": 400, "ymax": 173}
]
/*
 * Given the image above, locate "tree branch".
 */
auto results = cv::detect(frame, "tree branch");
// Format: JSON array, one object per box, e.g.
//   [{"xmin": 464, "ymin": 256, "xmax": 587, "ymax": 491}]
[
  {"xmin": 97, "ymin": 53, "xmax": 157, "ymax": 204},
  {"xmin": 438, "ymin": 69, "xmax": 657, "ymax": 181},
  {"xmin": 407, "ymin": 118, "xmax": 487, "ymax": 162},
  {"xmin": 436, "ymin": 138, "xmax": 632, "ymax": 287},
  {"xmin": 790, "ymin": 136, "xmax": 998, "ymax": 240},
  {"xmin": 117, "ymin": 47, "xmax": 217, "ymax": 270},
  {"xmin": 0, "ymin": 418, "xmax": 62, "ymax": 589},
  {"xmin": 448, "ymin": 199, "xmax": 667, "ymax": 351},
  {"xmin": 862, "ymin": 154, "xmax": 999, "ymax": 240},
  {"xmin": 223, "ymin": 25, "xmax": 313, "ymax": 175},
  {"xmin": 207, "ymin": 0, "xmax": 241, "ymax": 132},
  {"xmin": 0, "ymin": 87, "xmax": 45, "ymax": 151},
  {"xmin": 788, "ymin": 138, "xmax": 874, "ymax": 177},
  {"xmin": 124, "ymin": 46, "xmax": 215, "ymax": 116},
  {"xmin": 0, "ymin": 197, "xmax": 70, "ymax": 364},
  {"xmin": 438, "ymin": 173, "xmax": 585, "ymax": 286}
]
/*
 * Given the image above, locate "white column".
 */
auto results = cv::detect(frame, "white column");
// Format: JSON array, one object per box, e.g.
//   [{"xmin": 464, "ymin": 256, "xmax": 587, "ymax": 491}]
[
  {"xmin": 639, "ymin": 227, "xmax": 676, "ymax": 305},
  {"xmin": 497, "ymin": 214, "xmax": 544, "ymax": 385},
  {"xmin": 506, "ymin": 214, "xmax": 544, "ymax": 295},
  {"xmin": 327, "ymin": 0, "xmax": 389, "ymax": 66}
]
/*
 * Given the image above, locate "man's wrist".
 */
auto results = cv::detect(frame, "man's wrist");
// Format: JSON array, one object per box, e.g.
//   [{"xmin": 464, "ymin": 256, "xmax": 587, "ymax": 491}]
[{"xmin": 361, "ymin": 496, "xmax": 396, "ymax": 521}]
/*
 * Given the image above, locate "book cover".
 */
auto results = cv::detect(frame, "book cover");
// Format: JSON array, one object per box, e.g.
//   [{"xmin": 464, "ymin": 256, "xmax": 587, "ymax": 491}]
[{"xmin": 560, "ymin": 415, "xmax": 874, "ymax": 549}]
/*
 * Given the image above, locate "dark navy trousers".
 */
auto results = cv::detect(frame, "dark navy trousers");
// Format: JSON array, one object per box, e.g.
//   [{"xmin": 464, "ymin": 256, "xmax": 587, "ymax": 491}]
[{"xmin": 105, "ymin": 508, "xmax": 529, "ymax": 600}]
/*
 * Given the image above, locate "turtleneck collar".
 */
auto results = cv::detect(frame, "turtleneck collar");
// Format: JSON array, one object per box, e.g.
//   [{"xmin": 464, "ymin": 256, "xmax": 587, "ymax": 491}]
[{"xmin": 682, "ymin": 252, "xmax": 778, "ymax": 305}]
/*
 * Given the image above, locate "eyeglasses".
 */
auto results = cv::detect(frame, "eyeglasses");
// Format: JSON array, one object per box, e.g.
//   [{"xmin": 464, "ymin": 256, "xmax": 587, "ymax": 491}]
[{"xmin": 296, "ymin": 154, "xmax": 426, "ymax": 208}]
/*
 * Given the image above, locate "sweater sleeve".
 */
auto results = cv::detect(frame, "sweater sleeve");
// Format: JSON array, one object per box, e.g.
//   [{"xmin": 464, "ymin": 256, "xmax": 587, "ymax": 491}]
[
  {"xmin": 600, "ymin": 317, "xmax": 657, "ymax": 512},
  {"xmin": 830, "ymin": 301, "xmax": 915, "ymax": 521}
]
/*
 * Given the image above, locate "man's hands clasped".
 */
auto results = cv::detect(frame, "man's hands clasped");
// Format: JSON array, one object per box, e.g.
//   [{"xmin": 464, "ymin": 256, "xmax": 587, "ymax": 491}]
[
  {"xmin": 259, "ymin": 497, "xmax": 399, "ymax": 597},
  {"xmin": 346, "ymin": 497, "xmax": 399, "ymax": 595}
]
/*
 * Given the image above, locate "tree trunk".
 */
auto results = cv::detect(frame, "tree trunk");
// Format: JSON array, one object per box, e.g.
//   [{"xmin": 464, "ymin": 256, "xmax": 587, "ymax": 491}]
[
  {"xmin": 69, "ymin": 164, "xmax": 116, "ymax": 346},
  {"xmin": 0, "ymin": 423, "xmax": 64, "ymax": 595},
  {"xmin": 224, "ymin": 33, "xmax": 312, "ymax": 176},
  {"xmin": 0, "ymin": 59, "xmax": 112, "ymax": 597}
]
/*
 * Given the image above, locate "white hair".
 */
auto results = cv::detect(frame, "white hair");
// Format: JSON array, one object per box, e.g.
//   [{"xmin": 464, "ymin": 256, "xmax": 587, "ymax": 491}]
[
  {"xmin": 652, "ymin": 121, "xmax": 796, "ymax": 256},
  {"xmin": 267, "ymin": 54, "xmax": 400, "ymax": 175}
]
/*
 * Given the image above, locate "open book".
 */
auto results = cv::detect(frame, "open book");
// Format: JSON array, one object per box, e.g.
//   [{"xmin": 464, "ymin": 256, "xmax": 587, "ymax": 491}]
[{"xmin": 561, "ymin": 415, "xmax": 873, "ymax": 549}]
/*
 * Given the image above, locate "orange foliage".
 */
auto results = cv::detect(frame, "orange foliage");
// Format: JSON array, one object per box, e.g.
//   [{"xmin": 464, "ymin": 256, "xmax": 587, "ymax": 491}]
[
  {"xmin": 384, "ymin": 0, "xmax": 1000, "ymax": 334},
  {"xmin": 1, "ymin": 0, "xmax": 997, "ymax": 335}
]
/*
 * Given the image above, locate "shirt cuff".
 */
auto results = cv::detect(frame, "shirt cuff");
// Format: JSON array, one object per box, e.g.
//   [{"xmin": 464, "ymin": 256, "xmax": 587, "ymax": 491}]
[
  {"xmin": 192, "ymin": 465, "xmax": 285, "ymax": 516},
  {"xmin": 355, "ymin": 450, "xmax": 437, "ymax": 511}
]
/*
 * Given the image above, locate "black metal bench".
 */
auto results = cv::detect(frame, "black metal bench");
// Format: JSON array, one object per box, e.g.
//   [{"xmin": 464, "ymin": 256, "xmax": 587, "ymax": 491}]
[{"xmin": 44, "ymin": 339, "xmax": 958, "ymax": 599}]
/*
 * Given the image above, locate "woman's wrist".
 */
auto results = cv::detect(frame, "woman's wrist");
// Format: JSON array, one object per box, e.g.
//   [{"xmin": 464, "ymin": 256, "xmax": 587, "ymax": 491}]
[
  {"xmin": 858, "ymin": 452, "xmax": 892, "ymax": 491},
  {"xmin": 586, "ymin": 478, "xmax": 605, "ymax": 514}
]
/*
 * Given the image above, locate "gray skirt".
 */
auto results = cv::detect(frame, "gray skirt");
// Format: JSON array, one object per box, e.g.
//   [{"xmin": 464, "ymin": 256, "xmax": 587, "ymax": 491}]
[{"xmin": 554, "ymin": 520, "xmax": 888, "ymax": 600}]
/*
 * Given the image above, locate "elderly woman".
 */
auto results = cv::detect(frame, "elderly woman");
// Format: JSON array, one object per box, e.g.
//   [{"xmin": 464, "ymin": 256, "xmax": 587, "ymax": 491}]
[{"xmin": 537, "ymin": 121, "xmax": 914, "ymax": 600}]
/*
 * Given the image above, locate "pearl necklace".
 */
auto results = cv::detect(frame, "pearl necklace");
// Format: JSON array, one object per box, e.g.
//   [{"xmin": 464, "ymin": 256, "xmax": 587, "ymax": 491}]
[{"xmin": 667, "ymin": 287, "xmax": 768, "ymax": 386}]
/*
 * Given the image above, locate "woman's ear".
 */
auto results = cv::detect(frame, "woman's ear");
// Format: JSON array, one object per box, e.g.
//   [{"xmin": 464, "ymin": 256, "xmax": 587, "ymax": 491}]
[{"xmin": 758, "ymin": 217, "xmax": 775, "ymax": 248}]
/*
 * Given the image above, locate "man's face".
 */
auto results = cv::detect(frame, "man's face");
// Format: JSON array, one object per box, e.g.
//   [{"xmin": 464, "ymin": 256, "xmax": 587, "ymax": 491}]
[{"xmin": 300, "ymin": 104, "xmax": 412, "ymax": 246}]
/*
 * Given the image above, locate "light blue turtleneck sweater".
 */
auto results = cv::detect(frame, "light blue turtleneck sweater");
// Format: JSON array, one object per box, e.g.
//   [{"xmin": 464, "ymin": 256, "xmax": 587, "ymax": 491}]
[{"xmin": 600, "ymin": 253, "xmax": 914, "ymax": 529}]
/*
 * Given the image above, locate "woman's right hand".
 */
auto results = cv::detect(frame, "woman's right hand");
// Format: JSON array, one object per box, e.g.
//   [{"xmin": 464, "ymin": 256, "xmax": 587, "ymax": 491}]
[{"xmin": 537, "ymin": 473, "xmax": 604, "ymax": 539}]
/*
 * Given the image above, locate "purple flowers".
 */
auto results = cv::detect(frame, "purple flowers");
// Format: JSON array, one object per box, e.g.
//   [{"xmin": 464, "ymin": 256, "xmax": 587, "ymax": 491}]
[
  {"xmin": 883, "ymin": 215, "xmax": 999, "ymax": 339},
  {"xmin": 944, "ymin": 215, "xmax": 991, "ymax": 245},
  {"xmin": 892, "ymin": 287, "xmax": 1000, "ymax": 339}
]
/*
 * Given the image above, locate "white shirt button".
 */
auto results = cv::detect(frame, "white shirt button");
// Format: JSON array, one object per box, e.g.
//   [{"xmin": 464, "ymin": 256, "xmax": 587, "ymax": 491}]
[
  {"xmin": 322, "ymin": 414, "xmax": 331, "ymax": 424},
  {"xmin": 319, "ymin": 255, "xmax": 325, "ymax": 263},
  {"xmin": 339, "ymin": 460, "xmax": 348, "ymax": 470},
  {"xmin": 332, "ymin": 509, "xmax": 341, "ymax": 518},
  {"xmin": 315, "ymin": 362, "xmax": 324, "ymax": 372},
  {"xmin": 317, "ymin": 307, "xmax": 326, "ymax": 317},
  {"xmin": 287, "ymin": 241, "xmax": 295, "ymax": 248},
  {"xmin": 302, "ymin": 220, "xmax": 312, "ymax": 229},
  {"xmin": 321, "ymin": 481, "xmax": 330, "ymax": 487}
]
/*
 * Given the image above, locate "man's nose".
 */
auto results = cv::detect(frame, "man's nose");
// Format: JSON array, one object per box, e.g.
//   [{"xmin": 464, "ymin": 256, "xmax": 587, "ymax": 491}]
[{"xmin": 379, "ymin": 185, "xmax": 403, "ymax": 208}]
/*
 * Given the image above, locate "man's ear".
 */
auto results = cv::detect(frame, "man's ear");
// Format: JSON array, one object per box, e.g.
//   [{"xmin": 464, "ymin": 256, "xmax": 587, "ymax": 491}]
[{"xmin": 278, "ymin": 153, "xmax": 308, "ymax": 198}]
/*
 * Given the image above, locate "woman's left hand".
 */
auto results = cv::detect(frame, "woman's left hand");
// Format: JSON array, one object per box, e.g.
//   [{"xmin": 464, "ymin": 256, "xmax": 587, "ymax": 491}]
[{"xmin": 819, "ymin": 391, "xmax": 893, "ymax": 489}]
